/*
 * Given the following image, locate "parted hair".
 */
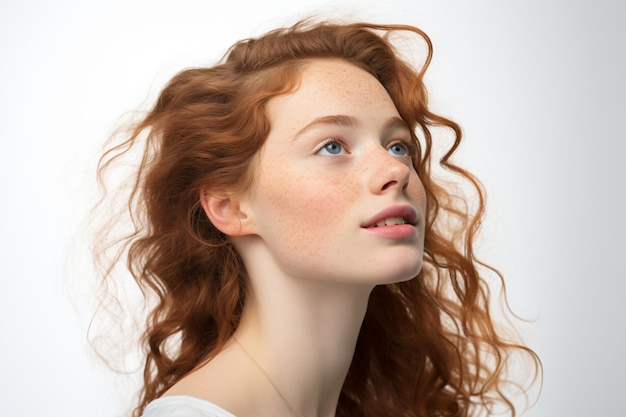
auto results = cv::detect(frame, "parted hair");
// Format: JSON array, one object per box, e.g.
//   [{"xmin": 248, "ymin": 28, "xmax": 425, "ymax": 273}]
[{"xmin": 95, "ymin": 19, "xmax": 540, "ymax": 417}]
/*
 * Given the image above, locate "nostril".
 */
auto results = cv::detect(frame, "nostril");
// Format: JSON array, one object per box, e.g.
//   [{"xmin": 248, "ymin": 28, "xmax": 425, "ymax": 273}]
[{"xmin": 381, "ymin": 180, "xmax": 398, "ymax": 191}]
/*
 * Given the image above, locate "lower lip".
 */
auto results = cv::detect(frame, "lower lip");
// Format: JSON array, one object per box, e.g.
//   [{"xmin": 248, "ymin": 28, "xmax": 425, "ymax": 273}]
[{"xmin": 362, "ymin": 224, "xmax": 416, "ymax": 239}]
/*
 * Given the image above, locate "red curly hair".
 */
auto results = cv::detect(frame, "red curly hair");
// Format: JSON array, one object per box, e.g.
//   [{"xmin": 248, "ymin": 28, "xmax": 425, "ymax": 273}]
[{"xmin": 95, "ymin": 19, "xmax": 541, "ymax": 417}]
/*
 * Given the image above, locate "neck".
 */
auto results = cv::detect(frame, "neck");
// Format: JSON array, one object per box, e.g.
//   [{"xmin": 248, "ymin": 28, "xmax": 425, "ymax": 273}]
[{"xmin": 233, "ymin": 253, "xmax": 373, "ymax": 417}]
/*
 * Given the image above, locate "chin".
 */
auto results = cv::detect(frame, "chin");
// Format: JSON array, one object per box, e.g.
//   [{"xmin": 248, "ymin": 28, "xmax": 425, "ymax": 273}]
[
  {"xmin": 377, "ymin": 258, "xmax": 423, "ymax": 285},
  {"xmin": 396, "ymin": 251, "xmax": 424, "ymax": 279},
  {"xmin": 395, "ymin": 265, "xmax": 423, "ymax": 283}
]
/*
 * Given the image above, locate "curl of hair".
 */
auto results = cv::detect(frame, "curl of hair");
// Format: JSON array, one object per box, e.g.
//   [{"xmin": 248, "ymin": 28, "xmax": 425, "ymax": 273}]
[{"xmin": 94, "ymin": 19, "xmax": 541, "ymax": 417}]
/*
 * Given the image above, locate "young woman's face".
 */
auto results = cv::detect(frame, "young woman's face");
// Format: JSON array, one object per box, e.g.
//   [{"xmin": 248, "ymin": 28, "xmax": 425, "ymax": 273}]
[{"xmin": 243, "ymin": 58, "xmax": 427, "ymax": 285}]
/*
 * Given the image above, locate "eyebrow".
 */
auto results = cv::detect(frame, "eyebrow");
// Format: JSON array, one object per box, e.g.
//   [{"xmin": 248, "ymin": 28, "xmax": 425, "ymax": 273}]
[{"xmin": 293, "ymin": 114, "xmax": 410, "ymax": 140}]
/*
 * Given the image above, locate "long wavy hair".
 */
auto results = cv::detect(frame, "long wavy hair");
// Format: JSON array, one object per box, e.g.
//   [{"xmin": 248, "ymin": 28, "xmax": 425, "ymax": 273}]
[{"xmin": 94, "ymin": 19, "xmax": 541, "ymax": 417}]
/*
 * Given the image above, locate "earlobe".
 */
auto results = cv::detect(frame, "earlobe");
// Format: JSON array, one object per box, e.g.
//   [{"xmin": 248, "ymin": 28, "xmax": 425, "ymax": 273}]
[{"xmin": 199, "ymin": 190, "xmax": 255, "ymax": 237}]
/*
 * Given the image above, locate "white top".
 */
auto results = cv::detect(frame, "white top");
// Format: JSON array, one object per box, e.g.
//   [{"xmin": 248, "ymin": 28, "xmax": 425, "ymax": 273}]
[{"xmin": 141, "ymin": 396, "xmax": 237, "ymax": 417}]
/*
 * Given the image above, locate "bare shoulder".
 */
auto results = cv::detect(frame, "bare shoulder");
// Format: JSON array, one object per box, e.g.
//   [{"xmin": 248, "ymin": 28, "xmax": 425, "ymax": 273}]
[
  {"xmin": 142, "ymin": 395, "xmax": 236, "ymax": 417},
  {"xmin": 162, "ymin": 344, "xmax": 263, "ymax": 417}
]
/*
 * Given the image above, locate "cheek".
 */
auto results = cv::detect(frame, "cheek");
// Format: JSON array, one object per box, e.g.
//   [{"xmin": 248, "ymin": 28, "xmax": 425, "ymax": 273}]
[
  {"xmin": 255, "ymin": 165, "xmax": 359, "ymax": 257},
  {"xmin": 411, "ymin": 175, "xmax": 427, "ymax": 212}
]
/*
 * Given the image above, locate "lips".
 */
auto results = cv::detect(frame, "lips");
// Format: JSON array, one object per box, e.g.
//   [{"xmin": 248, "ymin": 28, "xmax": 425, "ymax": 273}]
[{"xmin": 361, "ymin": 205, "xmax": 418, "ymax": 229}]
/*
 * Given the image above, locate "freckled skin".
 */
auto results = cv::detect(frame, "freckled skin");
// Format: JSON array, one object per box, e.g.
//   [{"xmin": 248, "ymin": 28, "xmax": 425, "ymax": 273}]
[{"xmin": 243, "ymin": 58, "xmax": 427, "ymax": 285}]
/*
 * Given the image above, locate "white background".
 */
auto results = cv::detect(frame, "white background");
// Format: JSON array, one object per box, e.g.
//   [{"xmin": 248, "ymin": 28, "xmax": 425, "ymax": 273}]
[{"xmin": 1, "ymin": 0, "xmax": 624, "ymax": 416}]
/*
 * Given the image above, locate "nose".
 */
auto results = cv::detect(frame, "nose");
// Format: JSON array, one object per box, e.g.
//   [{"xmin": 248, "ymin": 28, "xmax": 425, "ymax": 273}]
[{"xmin": 367, "ymin": 147, "xmax": 411, "ymax": 195}]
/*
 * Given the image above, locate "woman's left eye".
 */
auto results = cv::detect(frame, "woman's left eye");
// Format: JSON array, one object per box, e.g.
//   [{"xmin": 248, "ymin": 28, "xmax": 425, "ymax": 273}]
[{"xmin": 388, "ymin": 142, "xmax": 411, "ymax": 157}]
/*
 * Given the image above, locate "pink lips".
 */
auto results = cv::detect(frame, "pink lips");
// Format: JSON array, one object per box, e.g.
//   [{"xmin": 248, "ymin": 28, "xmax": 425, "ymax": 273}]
[{"xmin": 361, "ymin": 205, "xmax": 418, "ymax": 239}]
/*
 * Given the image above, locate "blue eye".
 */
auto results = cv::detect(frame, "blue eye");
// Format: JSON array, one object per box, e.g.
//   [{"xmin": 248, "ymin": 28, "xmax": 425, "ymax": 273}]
[
  {"xmin": 388, "ymin": 142, "xmax": 409, "ymax": 156},
  {"xmin": 317, "ymin": 140, "xmax": 346, "ymax": 155}
]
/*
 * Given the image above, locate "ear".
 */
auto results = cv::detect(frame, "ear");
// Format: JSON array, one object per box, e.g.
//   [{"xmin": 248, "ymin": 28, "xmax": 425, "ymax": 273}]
[{"xmin": 199, "ymin": 189, "xmax": 256, "ymax": 237}]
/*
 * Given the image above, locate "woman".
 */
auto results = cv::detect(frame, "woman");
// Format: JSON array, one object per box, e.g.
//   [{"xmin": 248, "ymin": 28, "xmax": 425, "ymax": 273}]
[{"xmin": 95, "ymin": 19, "xmax": 540, "ymax": 417}]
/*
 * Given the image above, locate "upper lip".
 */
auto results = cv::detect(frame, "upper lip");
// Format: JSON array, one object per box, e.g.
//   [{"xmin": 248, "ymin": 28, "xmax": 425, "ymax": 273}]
[{"xmin": 361, "ymin": 204, "xmax": 418, "ymax": 228}]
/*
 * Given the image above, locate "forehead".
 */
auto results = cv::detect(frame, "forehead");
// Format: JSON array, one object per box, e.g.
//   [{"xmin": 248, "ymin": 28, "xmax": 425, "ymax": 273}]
[
  {"xmin": 297, "ymin": 58, "xmax": 392, "ymax": 103},
  {"xmin": 265, "ymin": 58, "xmax": 400, "ymax": 130}
]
